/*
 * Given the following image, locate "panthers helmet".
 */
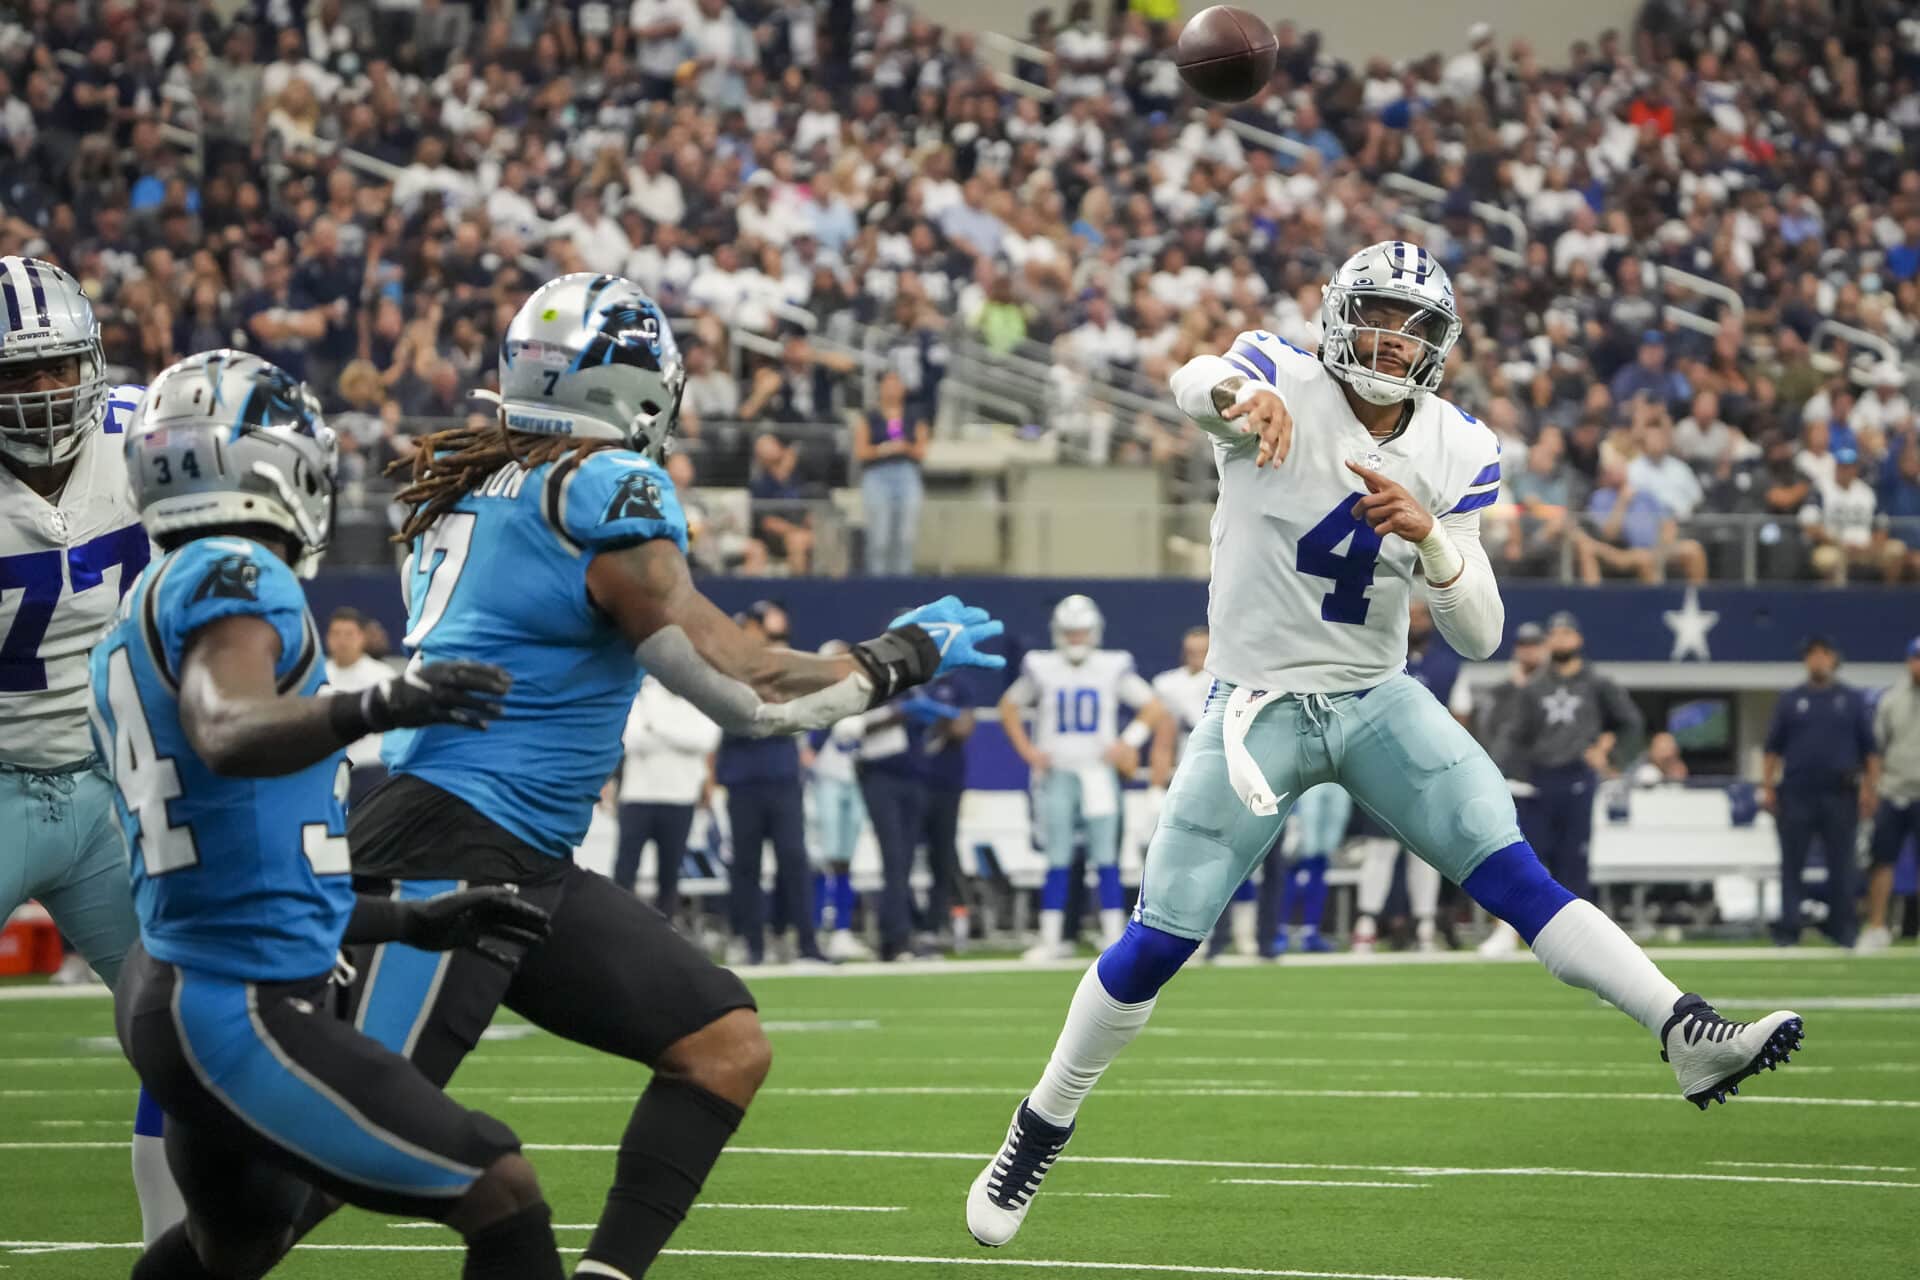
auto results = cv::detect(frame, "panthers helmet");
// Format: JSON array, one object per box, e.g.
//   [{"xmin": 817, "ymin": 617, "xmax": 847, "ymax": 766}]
[
  {"xmin": 1319, "ymin": 241, "xmax": 1462, "ymax": 406},
  {"xmin": 498, "ymin": 273, "xmax": 685, "ymax": 459},
  {"xmin": 125, "ymin": 351, "xmax": 338, "ymax": 578},
  {"xmin": 1050, "ymin": 594, "xmax": 1104, "ymax": 663},
  {"xmin": 0, "ymin": 257, "xmax": 110, "ymax": 467}
]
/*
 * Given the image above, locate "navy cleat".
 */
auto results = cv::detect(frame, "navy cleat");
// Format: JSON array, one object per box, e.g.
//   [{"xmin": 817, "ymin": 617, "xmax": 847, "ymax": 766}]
[
  {"xmin": 966, "ymin": 1099, "xmax": 1074, "ymax": 1247},
  {"xmin": 1660, "ymin": 993, "xmax": 1804, "ymax": 1109}
]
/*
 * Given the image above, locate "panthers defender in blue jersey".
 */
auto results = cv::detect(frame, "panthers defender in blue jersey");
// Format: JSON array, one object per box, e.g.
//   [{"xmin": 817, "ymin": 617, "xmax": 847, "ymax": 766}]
[
  {"xmin": 346, "ymin": 272, "xmax": 1004, "ymax": 1279},
  {"xmin": 94, "ymin": 351, "xmax": 568, "ymax": 1280}
]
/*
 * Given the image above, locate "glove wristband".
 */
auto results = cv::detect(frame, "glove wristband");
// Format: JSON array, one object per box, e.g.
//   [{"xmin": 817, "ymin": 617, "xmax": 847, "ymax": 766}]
[
  {"xmin": 326, "ymin": 688, "xmax": 382, "ymax": 743},
  {"xmin": 850, "ymin": 624, "xmax": 940, "ymax": 706}
]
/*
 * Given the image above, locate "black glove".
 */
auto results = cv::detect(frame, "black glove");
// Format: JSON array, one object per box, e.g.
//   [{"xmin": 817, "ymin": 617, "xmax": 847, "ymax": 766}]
[
  {"xmin": 329, "ymin": 661, "xmax": 513, "ymax": 741},
  {"xmin": 400, "ymin": 885, "xmax": 551, "ymax": 968}
]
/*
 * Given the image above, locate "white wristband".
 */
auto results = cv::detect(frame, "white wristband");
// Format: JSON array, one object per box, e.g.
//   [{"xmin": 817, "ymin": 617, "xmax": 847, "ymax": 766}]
[
  {"xmin": 1415, "ymin": 524, "xmax": 1466, "ymax": 586},
  {"xmin": 1120, "ymin": 718, "xmax": 1152, "ymax": 750}
]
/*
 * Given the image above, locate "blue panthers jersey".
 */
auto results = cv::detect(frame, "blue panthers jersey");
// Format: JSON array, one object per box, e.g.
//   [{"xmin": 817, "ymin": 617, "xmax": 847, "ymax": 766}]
[
  {"xmin": 89, "ymin": 537, "xmax": 352, "ymax": 982},
  {"xmin": 383, "ymin": 448, "xmax": 687, "ymax": 857}
]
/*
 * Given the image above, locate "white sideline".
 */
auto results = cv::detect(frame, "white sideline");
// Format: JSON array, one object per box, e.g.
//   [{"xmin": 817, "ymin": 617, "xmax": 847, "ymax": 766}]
[{"xmin": 0, "ymin": 1241, "xmax": 1475, "ymax": 1279}]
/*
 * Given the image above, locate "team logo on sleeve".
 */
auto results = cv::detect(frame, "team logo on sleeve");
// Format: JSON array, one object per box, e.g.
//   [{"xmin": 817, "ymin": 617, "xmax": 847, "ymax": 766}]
[
  {"xmin": 603, "ymin": 470, "xmax": 666, "ymax": 523},
  {"xmin": 191, "ymin": 553, "xmax": 261, "ymax": 602}
]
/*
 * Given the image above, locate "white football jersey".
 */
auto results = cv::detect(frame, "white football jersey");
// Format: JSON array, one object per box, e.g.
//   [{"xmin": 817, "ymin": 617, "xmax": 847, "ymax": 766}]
[
  {"xmin": 1006, "ymin": 649, "xmax": 1154, "ymax": 769},
  {"xmin": 1191, "ymin": 331, "xmax": 1501, "ymax": 693},
  {"xmin": 1152, "ymin": 664, "xmax": 1213, "ymax": 735},
  {"xmin": 0, "ymin": 387, "xmax": 153, "ymax": 768}
]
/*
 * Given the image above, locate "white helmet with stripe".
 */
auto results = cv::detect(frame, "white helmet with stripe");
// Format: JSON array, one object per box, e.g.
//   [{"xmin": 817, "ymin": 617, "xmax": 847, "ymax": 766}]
[
  {"xmin": 0, "ymin": 256, "xmax": 109, "ymax": 467},
  {"xmin": 1050, "ymin": 594, "xmax": 1104, "ymax": 663},
  {"xmin": 1319, "ymin": 240, "xmax": 1462, "ymax": 406}
]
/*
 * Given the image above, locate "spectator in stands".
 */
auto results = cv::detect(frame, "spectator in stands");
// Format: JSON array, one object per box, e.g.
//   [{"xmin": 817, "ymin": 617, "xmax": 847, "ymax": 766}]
[
  {"xmin": 1673, "ymin": 390, "xmax": 1753, "ymax": 469},
  {"xmin": 1504, "ymin": 424, "xmax": 1578, "ymax": 576},
  {"xmin": 1802, "ymin": 447, "xmax": 1907, "ymax": 584},
  {"xmin": 681, "ymin": 341, "xmax": 740, "ymax": 431},
  {"xmin": 240, "ymin": 250, "xmax": 331, "ymax": 383},
  {"xmin": 1608, "ymin": 333, "xmax": 1690, "ymax": 417},
  {"xmin": 615, "ymin": 675, "xmax": 722, "ymax": 921},
  {"xmin": 747, "ymin": 432, "xmax": 814, "ymax": 575},
  {"xmin": 1762, "ymin": 636, "xmax": 1877, "ymax": 948},
  {"xmin": 1882, "ymin": 435, "xmax": 1920, "ymax": 520},
  {"xmin": 715, "ymin": 601, "xmax": 825, "ymax": 965},
  {"xmin": 853, "ymin": 370, "xmax": 930, "ymax": 576},
  {"xmin": 1627, "ymin": 418, "xmax": 1704, "ymax": 523},
  {"xmin": 1577, "ymin": 459, "xmax": 1707, "ymax": 584},
  {"xmin": 1629, "ymin": 732, "xmax": 1689, "ymax": 787},
  {"xmin": 551, "ymin": 187, "xmax": 631, "ymax": 275},
  {"xmin": 323, "ymin": 608, "xmax": 392, "ymax": 806},
  {"xmin": 1852, "ymin": 364, "xmax": 1912, "ymax": 438},
  {"xmin": 1860, "ymin": 638, "xmax": 1920, "ymax": 952}
]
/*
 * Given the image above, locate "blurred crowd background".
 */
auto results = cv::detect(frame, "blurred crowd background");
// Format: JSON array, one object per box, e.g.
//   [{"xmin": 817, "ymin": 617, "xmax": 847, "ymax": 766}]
[{"xmin": 6, "ymin": 0, "xmax": 1920, "ymax": 580}]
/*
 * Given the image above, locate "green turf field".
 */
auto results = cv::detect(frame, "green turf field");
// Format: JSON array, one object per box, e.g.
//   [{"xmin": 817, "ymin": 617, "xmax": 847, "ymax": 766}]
[{"xmin": 4, "ymin": 950, "xmax": 1917, "ymax": 1279}]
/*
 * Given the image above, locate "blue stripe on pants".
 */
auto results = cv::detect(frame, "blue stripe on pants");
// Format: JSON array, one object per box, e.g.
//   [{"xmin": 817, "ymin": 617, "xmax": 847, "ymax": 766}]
[
  {"xmin": 353, "ymin": 879, "xmax": 459, "ymax": 1057},
  {"xmin": 173, "ymin": 971, "xmax": 476, "ymax": 1197}
]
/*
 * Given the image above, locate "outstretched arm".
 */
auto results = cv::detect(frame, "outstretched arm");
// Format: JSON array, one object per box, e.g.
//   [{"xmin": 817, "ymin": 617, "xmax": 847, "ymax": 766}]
[
  {"xmin": 586, "ymin": 540, "xmax": 1000, "ymax": 737},
  {"xmin": 179, "ymin": 615, "xmax": 509, "ymax": 777}
]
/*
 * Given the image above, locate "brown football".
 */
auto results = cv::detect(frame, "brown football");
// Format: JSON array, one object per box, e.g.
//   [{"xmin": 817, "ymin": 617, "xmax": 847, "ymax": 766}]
[{"xmin": 1174, "ymin": 5, "xmax": 1279, "ymax": 104}]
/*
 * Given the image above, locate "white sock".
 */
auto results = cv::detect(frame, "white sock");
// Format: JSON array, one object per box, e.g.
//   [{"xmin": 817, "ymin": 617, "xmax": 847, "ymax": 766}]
[
  {"xmin": 1036, "ymin": 909, "xmax": 1064, "ymax": 949},
  {"xmin": 1098, "ymin": 908, "xmax": 1126, "ymax": 948},
  {"xmin": 1027, "ymin": 963, "xmax": 1155, "ymax": 1127},
  {"xmin": 1528, "ymin": 899, "xmax": 1683, "ymax": 1035},
  {"xmin": 1356, "ymin": 840, "xmax": 1396, "ymax": 916},
  {"xmin": 1407, "ymin": 854, "xmax": 1441, "ymax": 917},
  {"xmin": 1228, "ymin": 901, "xmax": 1257, "ymax": 953},
  {"xmin": 133, "ymin": 1133, "xmax": 186, "ymax": 1245}
]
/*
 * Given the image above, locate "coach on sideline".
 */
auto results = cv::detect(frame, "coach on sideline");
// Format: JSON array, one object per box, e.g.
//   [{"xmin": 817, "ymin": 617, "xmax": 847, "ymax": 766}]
[
  {"xmin": 1762, "ymin": 635, "xmax": 1879, "ymax": 948},
  {"xmin": 1857, "ymin": 637, "xmax": 1920, "ymax": 952},
  {"xmin": 1509, "ymin": 612, "xmax": 1644, "ymax": 902}
]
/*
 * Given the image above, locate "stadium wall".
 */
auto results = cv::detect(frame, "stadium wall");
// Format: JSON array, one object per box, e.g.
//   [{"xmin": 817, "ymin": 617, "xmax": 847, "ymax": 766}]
[{"xmin": 922, "ymin": 0, "xmax": 1645, "ymax": 63}]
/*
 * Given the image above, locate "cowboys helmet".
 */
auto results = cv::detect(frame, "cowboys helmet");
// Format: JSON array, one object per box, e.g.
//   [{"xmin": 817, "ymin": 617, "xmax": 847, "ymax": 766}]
[
  {"xmin": 125, "ymin": 351, "xmax": 338, "ymax": 578},
  {"xmin": 1050, "ymin": 594, "xmax": 1104, "ymax": 663},
  {"xmin": 498, "ymin": 273, "xmax": 685, "ymax": 459},
  {"xmin": 0, "ymin": 257, "xmax": 110, "ymax": 467},
  {"xmin": 1319, "ymin": 241, "xmax": 1462, "ymax": 406}
]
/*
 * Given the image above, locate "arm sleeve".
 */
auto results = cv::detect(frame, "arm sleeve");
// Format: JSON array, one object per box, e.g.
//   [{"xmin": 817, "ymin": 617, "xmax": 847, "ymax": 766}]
[
  {"xmin": 153, "ymin": 539, "xmax": 312, "ymax": 683},
  {"xmin": 1169, "ymin": 329, "xmax": 1297, "ymax": 453},
  {"xmin": 1422, "ymin": 510, "xmax": 1505, "ymax": 660},
  {"xmin": 549, "ymin": 449, "xmax": 689, "ymax": 553}
]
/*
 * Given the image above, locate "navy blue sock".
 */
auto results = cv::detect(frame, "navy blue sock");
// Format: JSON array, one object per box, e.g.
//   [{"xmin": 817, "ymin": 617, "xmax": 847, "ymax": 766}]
[
  {"xmin": 1096, "ymin": 864, "xmax": 1124, "ymax": 912},
  {"xmin": 811, "ymin": 872, "xmax": 827, "ymax": 930},
  {"xmin": 1298, "ymin": 854, "xmax": 1330, "ymax": 930},
  {"xmin": 1041, "ymin": 866, "xmax": 1071, "ymax": 912},
  {"xmin": 833, "ymin": 872, "xmax": 857, "ymax": 930}
]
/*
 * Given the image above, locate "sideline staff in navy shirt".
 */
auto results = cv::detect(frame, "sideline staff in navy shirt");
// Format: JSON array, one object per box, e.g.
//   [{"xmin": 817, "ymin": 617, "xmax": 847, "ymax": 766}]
[{"xmin": 1762, "ymin": 635, "xmax": 1879, "ymax": 946}]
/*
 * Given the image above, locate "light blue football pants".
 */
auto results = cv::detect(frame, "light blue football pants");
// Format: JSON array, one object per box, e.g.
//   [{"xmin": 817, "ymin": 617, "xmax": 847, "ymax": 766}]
[
  {"xmin": 0, "ymin": 761, "xmax": 138, "ymax": 987},
  {"xmin": 810, "ymin": 776, "xmax": 867, "ymax": 867},
  {"xmin": 1036, "ymin": 768, "xmax": 1121, "ymax": 869},
  {"xmin": 1140, "ymin": 676, "xmax": 1521, "ymax": 941}
]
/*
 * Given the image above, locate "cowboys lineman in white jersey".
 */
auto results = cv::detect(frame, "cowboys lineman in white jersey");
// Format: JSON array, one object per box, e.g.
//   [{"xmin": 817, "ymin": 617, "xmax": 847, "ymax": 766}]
[
  {"xmin": 0, "ymin": 257, "xmax": 183, "ymax": 1240},
  {"xmin": 967, "ymin": 240, "xmax": 1806, "ymax": 1248},
  {"xmin": 1000, "ymin": 595, "xmax": 1163, "ymax": 959}
]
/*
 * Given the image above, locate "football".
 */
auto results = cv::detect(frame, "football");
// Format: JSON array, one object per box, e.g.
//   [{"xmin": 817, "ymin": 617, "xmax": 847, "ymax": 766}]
[{"xmin": 1174, "ymin": 5, "xmax": 1278, "ymax": 103}]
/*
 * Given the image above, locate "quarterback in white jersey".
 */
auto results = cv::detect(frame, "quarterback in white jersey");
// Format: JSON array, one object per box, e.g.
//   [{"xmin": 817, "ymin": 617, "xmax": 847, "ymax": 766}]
[
  {"xmin": 1000, "ymin": 595, "xmax": 1162, "ymax": 959},
  {"xmin": 0, "ymin": 256, "xmax": 182, "ymax": 1241},
  {"xmin": 968, "ymin": 240, "xmax": 1806, "ymax": 1249}
]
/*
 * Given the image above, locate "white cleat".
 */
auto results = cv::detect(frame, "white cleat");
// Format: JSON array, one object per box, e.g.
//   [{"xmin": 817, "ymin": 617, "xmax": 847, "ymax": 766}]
[
  {"xmin": 1477, "ymin": 922, "xmax": 1520, "ymax": 956},
  {"xmin": 827, "ymin": 929, "xmax": 874, "ymax": 962},
  {"xmin": 50, "ymin": 953, "xmax": 101, "ymax": 986},
  {"xmin": 967, "ymin": 1099, "xmax": 1074, "ymax": 1247},
  {"xmin": 1021, "ymin": 940, "xmax": 1075, "ymax": 963},
  {"xmin": 1349, "ymin": 914, "xmax": 1378, "ymax": 955},
  {"xmin": 1854, "ymin": 925, "xmax": 1893, "ymax": 955},
  {"xmin": 1660, "ymin": 994, "xmax": 1804, "ymax": 1109}
]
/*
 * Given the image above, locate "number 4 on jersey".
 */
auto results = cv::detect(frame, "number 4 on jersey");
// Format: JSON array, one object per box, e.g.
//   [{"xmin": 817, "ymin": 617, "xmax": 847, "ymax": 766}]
[{"xmin": 1297, "ymin": 498, "xmax": 1382, "ymax": 626}]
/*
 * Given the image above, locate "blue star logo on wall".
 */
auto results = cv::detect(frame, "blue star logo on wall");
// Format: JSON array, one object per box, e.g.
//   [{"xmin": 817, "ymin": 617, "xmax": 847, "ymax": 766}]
[{"xmin": 1663, "ymin": 588, "xmax": 1720, "ymax": 661}]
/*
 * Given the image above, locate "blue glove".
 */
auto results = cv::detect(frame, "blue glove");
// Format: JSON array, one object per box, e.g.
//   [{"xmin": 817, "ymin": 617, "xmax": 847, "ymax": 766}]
[
  {"xmin": 889, "ymin": 595, "xmax": 1006, "ymax": 675},
  {"xmin": 898, "ymin": 694, "xmax": 962, "ymax": 725}
]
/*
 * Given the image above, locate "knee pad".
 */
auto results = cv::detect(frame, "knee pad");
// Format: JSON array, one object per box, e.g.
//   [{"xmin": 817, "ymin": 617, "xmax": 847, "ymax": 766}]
[
  {"xmin": 1460, "ymin": 841, "xmax": 1574, "ymax": 944},
  {"xmin": 1096, "ymin": 919, "xmax": 1199, "ymax": 1003}
]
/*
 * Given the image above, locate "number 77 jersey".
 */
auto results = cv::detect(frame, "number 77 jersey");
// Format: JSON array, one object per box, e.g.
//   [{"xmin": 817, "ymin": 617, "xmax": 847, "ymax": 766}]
[{"xmin": 1198, "ymin": 331, "xmax": 1501, "ymax": 694}]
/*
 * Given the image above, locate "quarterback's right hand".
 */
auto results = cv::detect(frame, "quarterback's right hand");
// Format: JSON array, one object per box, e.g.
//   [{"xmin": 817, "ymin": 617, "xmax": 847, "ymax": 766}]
[
  {"xmin": 1221, "ymin": 386, "xmax": 1294, "ymax": 468},
  {"xmin": 363, "ymin": 661, "xmax": 514, "ymax": 731}
]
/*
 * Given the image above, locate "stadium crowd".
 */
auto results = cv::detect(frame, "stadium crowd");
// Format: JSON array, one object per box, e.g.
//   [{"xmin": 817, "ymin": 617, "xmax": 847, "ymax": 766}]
[{"xmin": 5, "ymin": 0, "xmax": 1920, "ymax": 579}]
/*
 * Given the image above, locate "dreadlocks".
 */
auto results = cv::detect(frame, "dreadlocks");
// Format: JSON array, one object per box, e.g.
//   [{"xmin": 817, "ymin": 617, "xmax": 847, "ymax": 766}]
[{"xmin": 389, "ymin": 422, "xmax": 620, "ymax": 542}]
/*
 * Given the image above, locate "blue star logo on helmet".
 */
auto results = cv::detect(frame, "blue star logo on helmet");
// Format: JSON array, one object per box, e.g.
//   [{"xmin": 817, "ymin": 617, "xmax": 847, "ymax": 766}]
[
  {"xmin": 191, "ymin": 553, "xmax": 261, "ymax": 603},
  {"xmin": 602, "ymin": 469, "xmax": 665, "ymax": 523}
]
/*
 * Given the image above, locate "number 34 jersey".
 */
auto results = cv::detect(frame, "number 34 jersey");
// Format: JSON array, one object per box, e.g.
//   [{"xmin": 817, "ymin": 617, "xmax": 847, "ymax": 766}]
[
  {"xmin": 382, "ymin": 448, "xmax": 688, "ymax": 860},
  {"xmin": 1197, "ymin": 331, "xmax": 1501, "ymax": 695},
  {"xmin": 0, "ymin": 386, "xmax": 152, "ymax": 768},
  {"xmin": 88, "ymin": 537, "xmax": 351, "ymax": 982}
]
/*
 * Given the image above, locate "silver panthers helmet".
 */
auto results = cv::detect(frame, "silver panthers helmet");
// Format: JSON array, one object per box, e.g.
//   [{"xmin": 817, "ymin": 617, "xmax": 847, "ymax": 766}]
[
  {"xmin": 1319, "ymin": 240, "xmax": 1463, "ymax": 406},
  {"xmin": 498, "ymin": 273, "xmax": 685, "ymax": 459},
  {"xmin": 125, "ymin": 351, "xmax": 338, "ymax": 578},
  {"xmin": 0, "ymin": 257, "xmax": 110, "ymax": 467},
  {"xmin": 1050, "ymin": 594, "xmax": 1104, "ymax": 663}
]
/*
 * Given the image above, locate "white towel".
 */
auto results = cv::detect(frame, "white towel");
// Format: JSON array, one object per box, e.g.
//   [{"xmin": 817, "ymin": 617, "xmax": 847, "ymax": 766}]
[
  {"xmin": 1222, "ymin": 686, "xmax": 1288, "ymax": 816},
  {"xmin": 1076, "ymin": 765, "xmax": 1119, "ymax": 819}
]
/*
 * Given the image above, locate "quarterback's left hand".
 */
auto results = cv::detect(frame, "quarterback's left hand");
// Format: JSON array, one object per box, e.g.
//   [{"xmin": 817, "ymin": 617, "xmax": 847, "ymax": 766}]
[
  {"xmin": 1347, "ymin": 462, "xmax": 1435, "ymax": 542},
  {"xmin": 402, "ymin": 885, "xmax": 552, "ymax": 968}
]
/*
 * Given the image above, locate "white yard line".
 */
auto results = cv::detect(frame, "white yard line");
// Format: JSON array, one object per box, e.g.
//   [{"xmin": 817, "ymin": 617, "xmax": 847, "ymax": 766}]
[
  {"xmin": 1214, "ymin": 1180, "xmax": 1430, "ymax": 1190},
  {"xmin": 1708, "ymin": 1160, "xmax": 1917, "ymax": 1173}
]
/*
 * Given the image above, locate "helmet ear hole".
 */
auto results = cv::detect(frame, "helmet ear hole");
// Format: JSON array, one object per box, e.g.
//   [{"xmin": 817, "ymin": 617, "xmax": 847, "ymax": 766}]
[{"xmin": 640, "ymin": 399, "xmax": 662, "ymax": 417}]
